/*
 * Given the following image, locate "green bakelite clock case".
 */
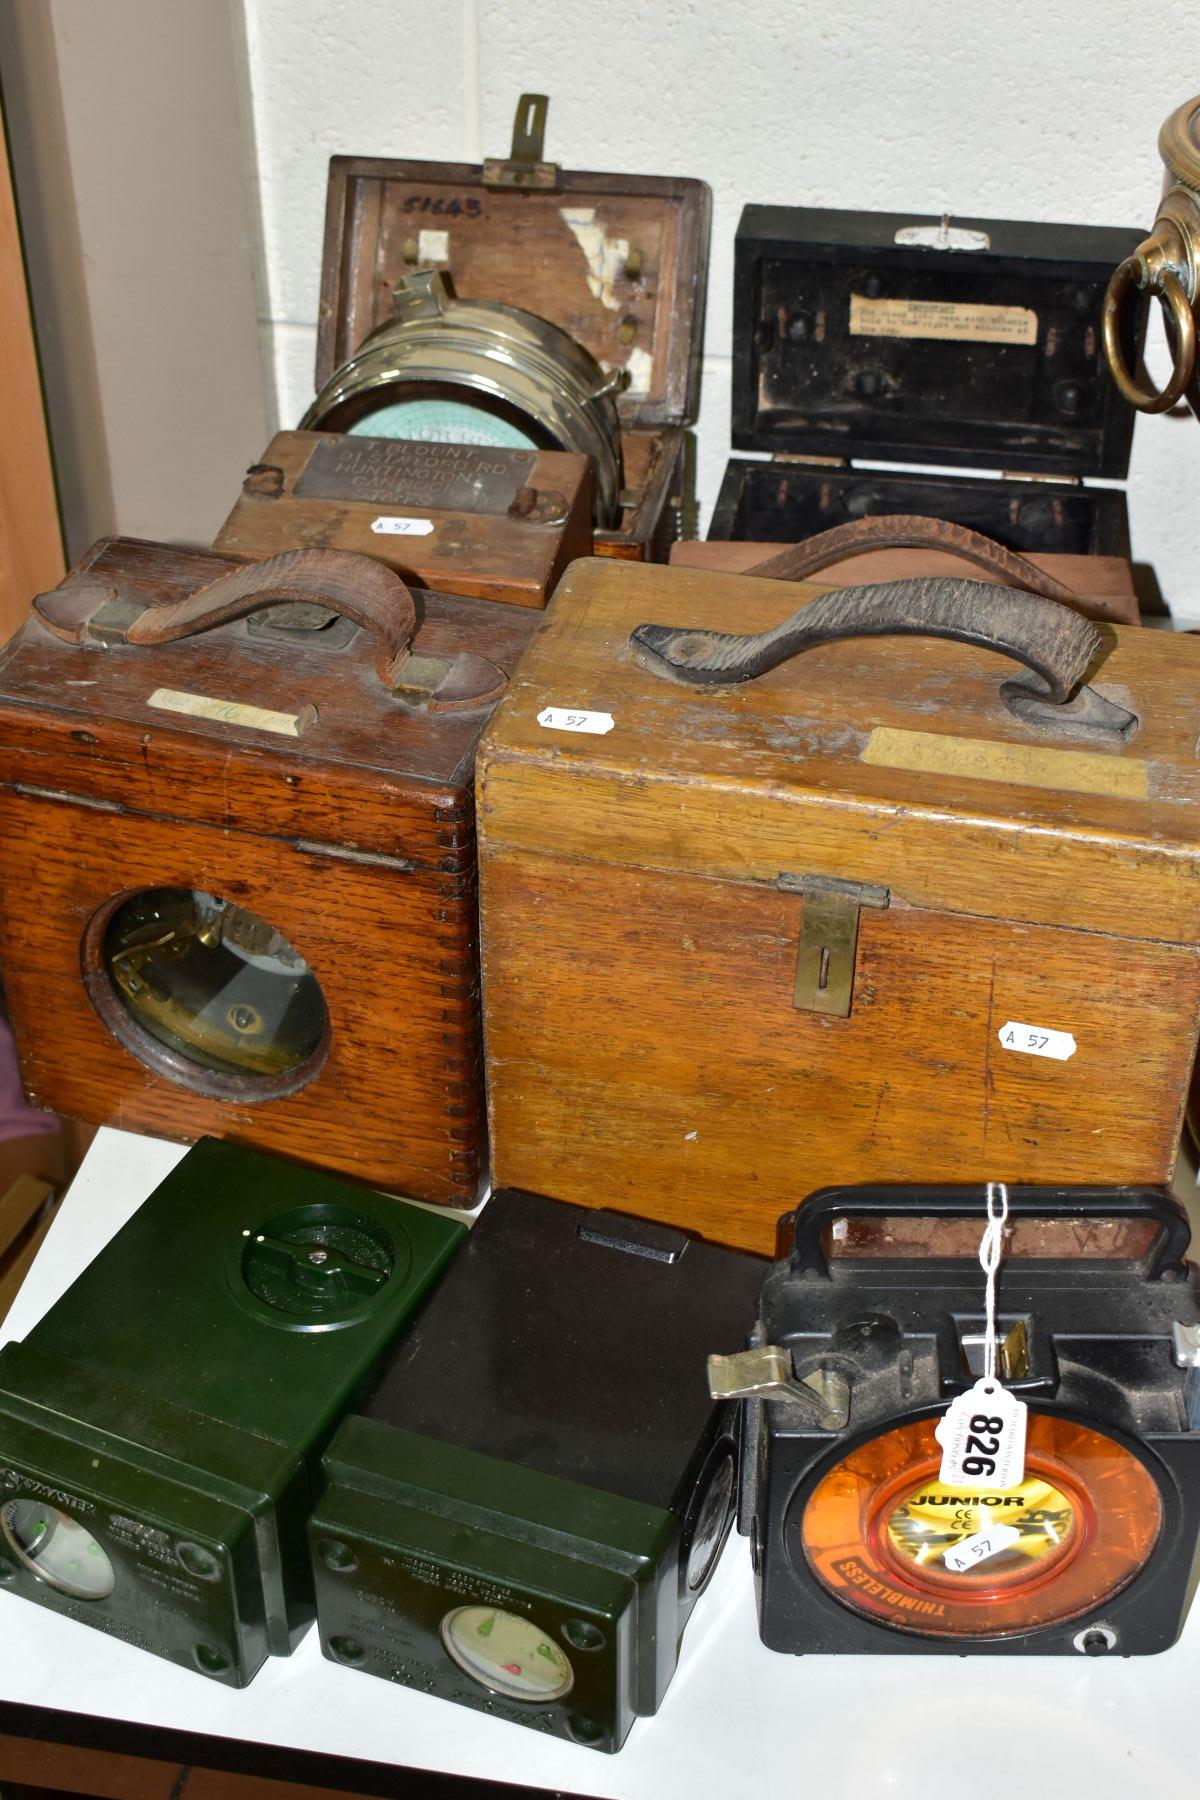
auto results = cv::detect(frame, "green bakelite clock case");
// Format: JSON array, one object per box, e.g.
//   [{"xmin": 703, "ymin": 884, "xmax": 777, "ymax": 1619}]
[
  {"xmin": 0, "ymin": 1138, "xmax": 465, "ymax": 1686},
  {"xmin": 309, "ymin": 1191, "xmax": 764, "ymax": 1752}
]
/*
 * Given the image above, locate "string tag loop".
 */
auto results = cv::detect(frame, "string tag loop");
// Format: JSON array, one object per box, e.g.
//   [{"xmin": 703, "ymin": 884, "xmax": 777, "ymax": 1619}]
[{"xmin": 934, "ymin": 1183, "xmax": 1028, "ymax": 1494}]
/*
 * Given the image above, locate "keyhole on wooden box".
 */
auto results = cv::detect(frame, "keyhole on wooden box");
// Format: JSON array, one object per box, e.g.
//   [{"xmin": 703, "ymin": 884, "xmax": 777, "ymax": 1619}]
[{"xmin": 817, "ymin": 945, "xmax": 831, "ymax": 993}]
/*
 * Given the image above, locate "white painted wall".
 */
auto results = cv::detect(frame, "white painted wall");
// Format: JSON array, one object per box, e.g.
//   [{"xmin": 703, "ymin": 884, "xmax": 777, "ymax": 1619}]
[{"xmin": 241, "ymin": 0, "xmax": 1200, "ymax": 613}]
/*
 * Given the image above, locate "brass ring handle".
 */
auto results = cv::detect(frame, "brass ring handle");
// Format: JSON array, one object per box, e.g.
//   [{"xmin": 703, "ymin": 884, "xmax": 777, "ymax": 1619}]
[{"xmin": 1102, "ymin": 257, "xmax": 1196, "ymax": 413}]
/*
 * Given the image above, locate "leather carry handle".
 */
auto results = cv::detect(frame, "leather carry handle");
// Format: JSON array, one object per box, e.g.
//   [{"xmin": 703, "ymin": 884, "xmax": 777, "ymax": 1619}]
[
  {"xmin": 630, "ymin": 574, "xmax": 1101, "ymax": 707},
  {"xmin": 788, "ymin": 1184, "xmax": 1191, "ymax": 1282},
  {"xmin": 33, "ymin": 548, "xmax": 507, "ymax": 712},
  {"xmin": 742, "ymin": 515, "xmax": 1078, "ymax": 604}
]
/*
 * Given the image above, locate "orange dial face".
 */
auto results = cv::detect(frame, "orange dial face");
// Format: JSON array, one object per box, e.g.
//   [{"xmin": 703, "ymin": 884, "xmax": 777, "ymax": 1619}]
[{"xmin": 800, "ymin": 1414, "xmax": 1162, "ymax": 1638}]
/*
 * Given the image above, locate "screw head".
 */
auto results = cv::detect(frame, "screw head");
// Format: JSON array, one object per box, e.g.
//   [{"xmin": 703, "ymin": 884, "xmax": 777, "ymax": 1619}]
[{"xmin": 318, "ymin": 1539, "xmax": 358, "ymax": 1574}]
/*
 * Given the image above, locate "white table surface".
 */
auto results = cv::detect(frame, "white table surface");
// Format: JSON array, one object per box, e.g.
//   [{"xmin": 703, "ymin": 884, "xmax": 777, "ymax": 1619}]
[{"xmin": 0, "ymin": 1125, "xmax": 1196, "ymax": 1800}]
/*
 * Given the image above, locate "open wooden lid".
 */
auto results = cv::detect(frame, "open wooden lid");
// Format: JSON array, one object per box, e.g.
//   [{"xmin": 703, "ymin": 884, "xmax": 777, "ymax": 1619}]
[
  {"xmin": 314, "ymin": 98, "xmax": 710, "ymax": 431},
  {"xmin": 732, "ymin": 206, "xmax": 1145, "ymax": 477}
]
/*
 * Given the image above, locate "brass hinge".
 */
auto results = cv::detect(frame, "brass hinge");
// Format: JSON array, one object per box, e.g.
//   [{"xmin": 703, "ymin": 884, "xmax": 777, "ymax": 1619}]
[
  {"xmin": 776, "ymin": 873, "xmax": 889, "ymax": 1018},
  {"xmin": 483, "ymin": 94, "xmax": 560, "ymax": 192},
  {"xmin": 999, "ymin": 470, "xmax": 1083, "ymax": 487},
  {"xmin": 769, "ymin": 453, "xmax": 850, "ymax": 468},
  {"xmin": 13, "ymin": 782, "xmax": 123, "ymax": 815},
  {"xmin": 295, "ymin": 839, "xmax": 416, "ymax": 873}
]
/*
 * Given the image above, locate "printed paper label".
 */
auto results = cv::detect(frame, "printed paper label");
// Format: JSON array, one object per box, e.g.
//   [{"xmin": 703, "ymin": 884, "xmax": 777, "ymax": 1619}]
[
  {"xmin": 537, "ymin": 706, "xmax": 615, "ymax": 736},
  {"xmin": 147, "ymin": 688, "xmax": 314, "ymax": 738},
  {"xmin": 849, "ymin": 293, "xmax": 1038, "ymax": 345},
  {"xmin": 998, "ymin": 1021, "xmax": 1076, "ymax": 1062},
  {"xmin": 936, "ymin": 1380, "xmax": 1027, "ymax": 1492},
  {"xmin": 371, "ymin": 516, "xmax": 435, "ymax": 536}
]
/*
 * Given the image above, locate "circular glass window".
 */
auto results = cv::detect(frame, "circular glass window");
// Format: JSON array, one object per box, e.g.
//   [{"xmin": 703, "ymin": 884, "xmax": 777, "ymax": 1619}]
[
  {"xmin": 347, "ymin": 396, "xmax": 538, "ymax": 448},
  {"xmin": 685, "ymin": 1451, "xmax": 735, "ymax": 1591},
  {"xmin": 1, "ymin": 1497, "xmax": 115, "ymax": 1600},
  {"xmin": 95, "ymin": 888, "xmax": 327, "ymax": 1094},
  {"xmin": 440, "ymin": 1605, "xmax": 574, "ymax": 1702},
  {"xmin": 800, "ymin": 1414, "xmax": 1162, "ymax": 1639}
]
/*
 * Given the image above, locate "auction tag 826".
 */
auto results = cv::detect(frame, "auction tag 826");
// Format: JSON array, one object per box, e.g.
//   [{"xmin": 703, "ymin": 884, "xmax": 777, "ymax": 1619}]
[{"xmin": 934, "ymin": 1379, "xmax": 1027, "ymax": 1491}]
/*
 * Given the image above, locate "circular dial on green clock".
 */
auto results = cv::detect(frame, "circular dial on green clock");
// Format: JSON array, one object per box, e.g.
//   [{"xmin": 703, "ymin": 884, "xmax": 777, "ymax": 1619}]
[
  {"xmin": 440, "ymin": 1604, "xmax": 574, "ymax": 1701},
  {"xmin": 2, "ymin": 1498, "xmax": 116, "ymax": 1600}
]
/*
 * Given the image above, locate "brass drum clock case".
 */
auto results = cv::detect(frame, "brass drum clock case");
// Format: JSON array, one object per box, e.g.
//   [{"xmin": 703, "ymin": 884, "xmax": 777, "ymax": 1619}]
[
  {"xmin": 302, "ymin": 268, "xmax": 623, "ymax": 528},
  {"xmin": 1102, "ymin": 94, "xmax": 1199, "ymax": 417},
  {"xmin": 306, "ymin": 95, "xmax": 710, "ymax": 561}
]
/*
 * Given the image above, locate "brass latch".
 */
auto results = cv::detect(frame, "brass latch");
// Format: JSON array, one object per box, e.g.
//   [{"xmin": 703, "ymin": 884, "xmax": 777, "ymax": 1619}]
[
  {"xmin": 777, "ymin": 873, "xmax": 889, "ymax": 1018},
  {"xmin": 708, "ymin": 1348, "xmax": 850, "ymax": 1429},
  {"xmin": 483, "ymin": 94, "xmax": 560, "ymax": 192}
]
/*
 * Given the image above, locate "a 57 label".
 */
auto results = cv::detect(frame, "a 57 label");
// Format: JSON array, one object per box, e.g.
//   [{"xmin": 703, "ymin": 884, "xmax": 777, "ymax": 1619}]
[{"xmin": 997, "ymin": 1020, "xmax": 1076, "ymax": 1062}]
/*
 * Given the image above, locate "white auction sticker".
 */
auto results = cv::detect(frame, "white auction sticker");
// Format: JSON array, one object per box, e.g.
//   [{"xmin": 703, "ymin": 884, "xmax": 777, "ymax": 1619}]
[
  {"xmin": 371, "ymin": 516, "xmax": 435, "ymax": 537},
  {"xmin": 537, "ymin": 707, "xmax": 615, "ymax": 736},
  {"xmin": 997, "ymin": 1021, "xmax": 1076, "ymax": 1062},
  {"xmin": 935, "ymin": 1379, "xmax": 1027, "ymax": 1492},
  {"xmin": 942, "ymin": 1523, "xmax": 1021, "ymax": 1574}
]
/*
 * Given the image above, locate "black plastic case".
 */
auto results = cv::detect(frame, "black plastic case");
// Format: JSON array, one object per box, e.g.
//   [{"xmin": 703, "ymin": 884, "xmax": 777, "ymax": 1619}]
[
  {"xmin": 310, "ymin": 1192, "xmax": 765, "ymax": 1751},
  {"xmin": 737, "ymin": 1183, "xmax": 1200, "ymax": 1657}
]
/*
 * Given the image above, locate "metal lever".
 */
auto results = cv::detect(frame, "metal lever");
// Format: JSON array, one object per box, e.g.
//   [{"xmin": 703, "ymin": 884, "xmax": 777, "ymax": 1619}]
[
  {"xmin": 707, "ymin": 1347, "xmax": 849, "ymax": 1428},
  {"xmin": 1173, "ymin": 1323, "xmax": 1200, "ymax": 1430}
]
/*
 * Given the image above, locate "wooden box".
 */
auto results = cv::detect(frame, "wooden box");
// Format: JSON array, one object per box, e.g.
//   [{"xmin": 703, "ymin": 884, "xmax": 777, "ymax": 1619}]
[
  {"xmin": 670, "ymin": 537, "xmax": 1142, "ymax": 626},
  {"xmin": 0, "ymin": 539, "xmax": 538, "ymax": 1205},
  {"xmin": 307, "ymin": 124, "xmax": 709, "ymax": 561},
  {"xmin": 477, "ymin": 557, "xmax": 1200, "ymax": 1254},
  {"xmin": 215, "ymin": 429, "xmax": 593, "ymax": 609},
  {"xmin": 710, "ymin": 207, "xmax": 1145, "ymax": 557}
]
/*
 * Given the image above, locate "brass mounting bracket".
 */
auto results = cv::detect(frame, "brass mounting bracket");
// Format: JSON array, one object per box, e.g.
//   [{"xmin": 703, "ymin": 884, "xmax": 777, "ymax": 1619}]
[{"xmin": 483, "ymin": 93, "xmax": 560, "ymax": 192}]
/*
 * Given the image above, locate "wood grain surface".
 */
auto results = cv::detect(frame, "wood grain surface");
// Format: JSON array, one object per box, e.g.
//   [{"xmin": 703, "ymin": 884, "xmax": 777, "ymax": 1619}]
[
  {"xmin": 0, "ymin": 539, "xmax": 539, "ymax": 1203},
  {"xmin": 312, "ymin": 154, "xmax": 702, "ymax": 561},
  {"xmin": 314, "ymin": 159, "xmax": 708, "ymax": 429},
  {"xmin": 0, "ymin": 101, "xmax": 63, "ymax": 640},
  {"xmin": 594, "ymin": 426, "xmax": 686, "ymax": 561},
  {"xmin": 478, "ymin": 557, "xmax": 1200, "ymax": 1251},
  {"xmin": 669, "ymin": 539, "xmax": 1141, "ymax": 625},
  {"xmin": 215, "ymin": 431, "xmax": 593, "ymax": 608}
]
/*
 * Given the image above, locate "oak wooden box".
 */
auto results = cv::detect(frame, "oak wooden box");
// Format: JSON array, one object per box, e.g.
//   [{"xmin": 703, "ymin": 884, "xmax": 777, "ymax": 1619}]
[
  {"xmin": 711, "ymin": 207, "xmax": 1145, "ymax": 557},
  {"xmin": 311, "ymin": 151, "xmax": 710, "ymax": 559},
  {"xmin": 214, "ymin": 430, "xmax": 594, "ymax": 610},
  {"xmin": 0, "ymin": 539, "xmax": 539, "ymax": 1205},
  {"xmin": 478, "ymin": 557, "xmax": 1200, "ymax": 1254},
  {"xmin": 669, "ymin": 538, "xmax": 1142, "ymax": 626}
]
